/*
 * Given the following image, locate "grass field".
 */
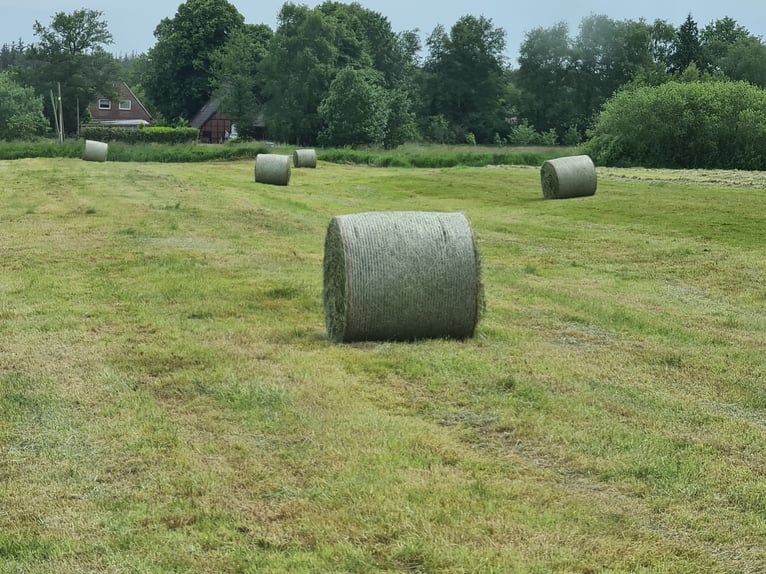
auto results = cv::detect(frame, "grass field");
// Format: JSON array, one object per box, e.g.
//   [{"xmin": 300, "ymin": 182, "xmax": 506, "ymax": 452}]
[{"xmin": 1, "ymin": 157, "xmax": 765, "ymax": 573}]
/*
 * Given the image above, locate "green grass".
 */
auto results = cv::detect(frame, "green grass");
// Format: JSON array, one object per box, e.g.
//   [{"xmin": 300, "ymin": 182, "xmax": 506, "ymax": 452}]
[{"xmin": 1, "ymin": 158, "xmax": 765, "ymax": 572}]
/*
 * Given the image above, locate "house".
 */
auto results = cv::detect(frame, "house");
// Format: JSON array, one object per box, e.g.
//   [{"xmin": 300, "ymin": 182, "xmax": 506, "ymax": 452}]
[
  {"xmin": 190, "ymin": 98, "xmax": 266, "ymax": 143},
  {"xmin": 86, "ymin": 81, "xmax": 152, "ymax": 128}
]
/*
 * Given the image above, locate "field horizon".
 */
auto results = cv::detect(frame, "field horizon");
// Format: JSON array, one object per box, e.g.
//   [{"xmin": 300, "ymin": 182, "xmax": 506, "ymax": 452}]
[{"xmin": 1, "ymin": 157, "xmax": 764, "ymax": 572}]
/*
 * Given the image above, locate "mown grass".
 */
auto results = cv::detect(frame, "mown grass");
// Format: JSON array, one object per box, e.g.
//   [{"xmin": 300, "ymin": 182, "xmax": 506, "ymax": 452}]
[{"xmin": 1, "ymin": 158, "xmax": 765, "ymax": 573}]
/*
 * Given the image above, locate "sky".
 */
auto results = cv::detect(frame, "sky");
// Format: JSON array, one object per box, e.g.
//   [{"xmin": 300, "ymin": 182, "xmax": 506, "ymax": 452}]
[{"xmin": 2, "ymin": 0, "xmax": 766, "ymax": 65}]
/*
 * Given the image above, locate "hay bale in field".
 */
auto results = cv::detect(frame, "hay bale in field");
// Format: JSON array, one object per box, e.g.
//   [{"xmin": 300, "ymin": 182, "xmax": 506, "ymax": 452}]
[
  {"xmin": 323, "ymin": 211, "xmax": 483, "ymax": 343},
  {"xmin": 540, "ymin": 155, "xmax": 596, "ymax": 199},
  {"xmin": 82, "ymin": 140, "xmax": 108, "ymax": 162},
  {"xmin": 293, "ymin": 148, "xmax": 317, "ymax": 168},
  {"xmin": 255, "ymin": 154, "xmax": 291, "ymax": 186}
]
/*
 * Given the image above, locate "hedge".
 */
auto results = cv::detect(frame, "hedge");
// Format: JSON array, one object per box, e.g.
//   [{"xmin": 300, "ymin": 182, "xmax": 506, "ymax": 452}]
[{"xmin": 79, "ymin": 126, "xmax": 200, "ymax": 145}]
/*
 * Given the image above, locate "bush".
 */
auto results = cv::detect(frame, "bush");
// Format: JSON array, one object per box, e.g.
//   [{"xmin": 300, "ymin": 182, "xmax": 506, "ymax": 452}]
[
  {"xmin": 0, "ymin": 73, "xmax": 49, "ymax": 140},
  {"xmin": 584, "ymin": 80, "xmax": 766, "ymax": 170},
  {"xmin": 79, "ymin": 126, "xmax": 200, "ymax": 144},
  {"xmin": 506, "ymin": 121, "xmax": 540, "ymax": 145}
]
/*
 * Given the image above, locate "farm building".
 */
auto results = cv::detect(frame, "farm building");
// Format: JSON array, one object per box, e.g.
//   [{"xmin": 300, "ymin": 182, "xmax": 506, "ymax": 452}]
[
  {"xmin": 86, "ymin": 81, "xmax": 152, "ymax": 128},
  {"xmin": 190, "ymin": 98, "xmax": 266, "ymax": 143}
]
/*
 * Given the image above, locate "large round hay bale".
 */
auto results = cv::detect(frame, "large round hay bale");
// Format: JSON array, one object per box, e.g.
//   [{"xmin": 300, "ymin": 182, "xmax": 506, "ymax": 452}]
[
  {"xmin": 293, "ymin": 148, "xmax": 317, "ymax": 168},
  {"xmin": 540, "ymin": 155, "xmax": 597, "ymax": 199},
  {"xmin": 255, "ymin": 154, "xmax": 291, "ymax": 186},
  {"xmin": 323, "ymin": 211, "xmax": 483, "ymax": 343},
  {"xmin": 82, "ymin": 139, "xmax": 108, "ymax": 162}
]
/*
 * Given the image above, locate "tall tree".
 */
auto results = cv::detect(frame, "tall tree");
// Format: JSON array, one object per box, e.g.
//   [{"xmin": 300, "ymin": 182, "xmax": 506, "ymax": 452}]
[
  {"xmin": 259, "ymin": 3, "xmax": 339, "ymax": 144},
  {"xmin": 516, "ymin": 22, "xmax": 573, "ymax": 134},
  {"xmin": 570, "ymin": 16, "xmax": 656, "ymax": 132},
  {"xmin": 16, "ymin": 9, "xmax": 118, "ymax": 135},
  {"xmin": 211, "ymin": 23, "xmax": 273, "ymax": 138},
  {"xmin": 318, "ymin": 67, "xmax": 389, "ymax": 147},
  {"xmin": 700, "ymin": 16, "xmax": 750, "ymax": 67},
  {"xmin": 669, "ymin": 14, "xmax": 704, "ymax": 73},
  {"xmin": 260, "ymin": 1, "xmax": 415, "ymax": 146},
  {"xmin": 423, "ymin": 15, "xmax": 509, "ymax": 142},
  {"xmin": 143, "ymin": 0, "xmax": 244, "ymax": 122},
  {"xmin": 0, "ymin": 40, "xmax": 29, "ymax": 72}
]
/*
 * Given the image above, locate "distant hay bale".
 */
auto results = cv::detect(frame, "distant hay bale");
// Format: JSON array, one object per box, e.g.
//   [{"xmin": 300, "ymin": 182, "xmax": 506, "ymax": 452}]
[
  {"xmin": 293, "ymin": 148, "xmax": 317, "ymax": 168},
  {"xmin": 82, "ymin": 140, "xmax": 108, "ymax": 162},
  {"xmin": 255, "ymin": 154, "xmax": 291, "ymax": 186},
  {"xmin": 323, "ymin": 211, "xmax": 483, "ymax": 343},
  {"xmin": 540, "ymin": 155, "xmax": 597, "ymax": 199}
]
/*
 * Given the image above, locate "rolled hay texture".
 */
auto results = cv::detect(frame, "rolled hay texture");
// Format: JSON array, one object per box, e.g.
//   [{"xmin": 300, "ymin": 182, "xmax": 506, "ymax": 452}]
[
  {"xmin": 255, "ymin": 154, "xmax": 291, "ymax": 186},
  {"xmin": 323, "ymin": 211, "xmax": 483, "ymax": 343},
  {"xmin": 293, "ymin": 148, "xmax": 317, "ymax": 168},
  {"xmin": 82, "ymin": 139, "xmax": 108, "ymax": 162},
  {"xmin": 540, "ymin": 154, "xmax": 597, "ymax": 199}
]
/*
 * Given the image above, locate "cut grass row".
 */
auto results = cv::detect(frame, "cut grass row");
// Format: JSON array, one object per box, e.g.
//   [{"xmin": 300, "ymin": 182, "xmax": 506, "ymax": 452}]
[{"xmin": 1, "ymin": 158, "xmax": 764, "ymax": 572}]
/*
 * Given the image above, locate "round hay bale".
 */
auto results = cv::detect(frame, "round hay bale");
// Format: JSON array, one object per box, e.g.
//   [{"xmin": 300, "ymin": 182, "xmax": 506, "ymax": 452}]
[
  {"xmin": 82, "ymin": 139, "xmax": 108, "ymax": 162},
  {"xmin": 323, "ymin": 211, "xmax": 483, "ymax": 343},
  {"xmin": 540, "ymin": 155, "xmax": 597, "ymax": 199},
  {"xmin": 293, "ymin": 148, "xmax": 317, "ymax": 168},
  {"xmin": 255, "ymin": 154, "xmax": 291, "ymax": 186}
]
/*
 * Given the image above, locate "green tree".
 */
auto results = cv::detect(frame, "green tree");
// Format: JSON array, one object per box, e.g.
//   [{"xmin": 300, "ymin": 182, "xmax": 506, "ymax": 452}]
[
  {"xmin": 516, "ymin": 22, "xmax": 573, "ymax": 133},
  {"xmin": 260, "ymin": 2, "xmax": 414, "ymax": 146},
  {"xmin": 570, "ymin": 16, "xmax": 656, "ymax": 132},
  {"xmin": 719, "ymin": 36, "xmax": 766, "ymax": 87},
  {"xmin": 259, "ymin": 4, "xmax": 338, "ymax": 144},
  {"xmin": 0, "ymin": 40, "xmax": 29, "ymax": 72},
  {"xmin": 700, "ymin": 17, "xmax": 750, "ymax": 67},
  {"xmin": 669, "ymin": 14, "xmax": 704, "ymax": 73},
  {"xmin": 16, "ymin": 9, "xmax": 118, "ymax": 135},
  {"xmin": 423, "ymin": 15, "xmax": 509, "ymax": 142},
  {"xmin": 143, "ymin": 0, "xmax": 244, "ymax": 122},
  {"xmin": 318, "ymin": 67, "xmax": 388, "ymax": 147},
  {"xmin": 211, "ymin": 23, "xmax": 273, "ymax": 138},
  {"xmin": 0, "ymin": 73, "xmax": 49, "ymax": 140}
]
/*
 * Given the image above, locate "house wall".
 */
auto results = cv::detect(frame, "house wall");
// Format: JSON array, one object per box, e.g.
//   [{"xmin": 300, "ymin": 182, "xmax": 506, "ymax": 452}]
[
  {"xmin": 200, "ymin": 113, "xmax": 233, "ymax": 143},
  {"xmin": 89, "ymin": 83, "xmax": 152, "ymax": 124}
]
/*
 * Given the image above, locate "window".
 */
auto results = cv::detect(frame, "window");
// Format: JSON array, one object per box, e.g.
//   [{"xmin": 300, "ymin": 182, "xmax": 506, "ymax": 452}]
[
  {"xmin": 118, "ymin": 100, "xmax": 132, "ymax": 111},
  {"xmin": 98, "ymin": 99, "xmax": 111, "ymax": 110}
]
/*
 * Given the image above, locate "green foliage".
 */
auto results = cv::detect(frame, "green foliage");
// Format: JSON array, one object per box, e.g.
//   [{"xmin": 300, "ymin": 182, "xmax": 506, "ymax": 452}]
[
  {"xmin": 143, "ymin": 0, "xmax": 245, "ymax": 122},
  {"xmin": 318, "ymin": 68, "xmax": 389, "ymax": 147},
  {"xmin": 516, "ymin": 23, "xmax": 574, "ymax": 133},
  {"xmin": 260, "ymin": 2, "xmax": 414, "ymax": 146},
  {"xmin": 423, "ymin": 16, "xmax": 509, "ymax": 143},
  {"xmin": 561, "ymin": 125, "xmax": 583, "ymax": 146},
  {"xmin": 0, "ymin": 73, "xmax": 49, "ymax": 140},
  {"xmin": 80, "ymin": 126, "xmax": 200, "ymax": 144},
  {"xmin": 421, "ymin": 114, "xmax": 453, "ymax": 144},
  {"xmin": 585, "ymin": 80, "xmax": 766, "ymax": 169},
  {"xmin": 0, "ymin": 139, "xmax": 268, "ymax": 161},
  {"xmin": 211, "ymin": 23, "xmax": 272, "ymax": 139},
  {"xmin": 670, "ymin": 14, "xmax": 703, "ymax": 73},
  {"xmin": 506, "ymin": 121, "xmax": 542, "ymax": 145},
  {"xmin": 14, "ymin": 9, "xmax": 118, "ymax": 136},
  {"xmin": 317, "ymin": 146, "xmax": 556, "ymax": 168}
]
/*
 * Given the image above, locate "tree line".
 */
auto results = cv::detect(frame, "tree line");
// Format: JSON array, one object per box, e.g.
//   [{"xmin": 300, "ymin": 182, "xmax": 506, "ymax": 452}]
[{"xmin": 3, "ymin": 0, "xmax": 766, "ymax": 160}]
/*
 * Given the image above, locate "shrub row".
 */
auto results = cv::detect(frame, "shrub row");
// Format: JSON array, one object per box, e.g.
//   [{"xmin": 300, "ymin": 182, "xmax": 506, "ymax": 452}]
[
  {"xmin": 0, "ymin": 140, "xmax": 270, "ymax": 162},
  {"xmin": 585, "ymin": 80, "xmax": 766, "ymax": 170},
  {"xmin": 80, "ymin": 126, "xmax": 200, "ymax": 144},
  {"xmin": 318, "ymin": 148, "xmax": 557, "ymax": 168}
]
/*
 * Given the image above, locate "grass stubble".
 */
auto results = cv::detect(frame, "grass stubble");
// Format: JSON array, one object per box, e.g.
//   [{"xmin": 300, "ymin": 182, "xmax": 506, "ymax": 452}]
[{"xmin": 0, "ymin": 157, "xmax": 765, "ymax": 572}]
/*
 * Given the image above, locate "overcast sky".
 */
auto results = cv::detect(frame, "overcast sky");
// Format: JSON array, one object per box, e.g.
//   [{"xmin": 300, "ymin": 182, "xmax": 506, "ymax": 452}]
[{"xmin": 3, "ymin": 0, "xmax": 766, "ymax": 65}]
